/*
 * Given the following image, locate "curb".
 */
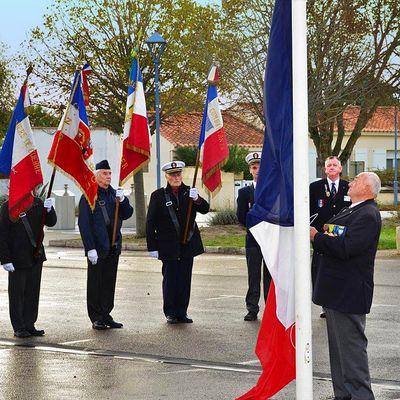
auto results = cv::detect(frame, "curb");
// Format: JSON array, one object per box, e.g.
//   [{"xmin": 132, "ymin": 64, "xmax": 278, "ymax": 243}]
[
  {"xmin": 48, "ymin": 239, "xmax": 246, "ymax": 255},
  {"xmin": 47, "ymin": 240, "xmax": 396, "ymax": 257}
]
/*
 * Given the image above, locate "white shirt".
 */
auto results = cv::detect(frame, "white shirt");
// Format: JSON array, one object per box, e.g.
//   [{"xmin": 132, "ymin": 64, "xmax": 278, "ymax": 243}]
[
  {"xmin": 327, "ymin": 177, "xmax": 340, "ymax": 191},
  {"xmin": 350, "ymin": 200, "xmax": 366, "ymax": 208},
  {"xmin": 253, "ymin": 181, "xmax": 257, "ymax": 189}
]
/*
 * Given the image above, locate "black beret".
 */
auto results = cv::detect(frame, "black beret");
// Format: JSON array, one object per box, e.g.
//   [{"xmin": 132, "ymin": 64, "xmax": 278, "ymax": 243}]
[{"xmin": 95, "ymin": 160, "xmax": 111, "ymax": 170}]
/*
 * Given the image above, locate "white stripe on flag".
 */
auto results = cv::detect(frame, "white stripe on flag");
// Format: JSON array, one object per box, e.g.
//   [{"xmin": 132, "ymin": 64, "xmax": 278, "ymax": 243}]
[
  {"xmin": 12, "ymin": 117, "xmax": 36, "ymax": 167},
  {"xmin": 204, "ymin": 97, "xmax": 223, "ymax": 141},
  {"xmin": 250, "ymin": 221, "xmax": 295, "ymax": 329},
  {"xmin": 59, "ymin": 106, "xmax": 80, "ymax": 140}
]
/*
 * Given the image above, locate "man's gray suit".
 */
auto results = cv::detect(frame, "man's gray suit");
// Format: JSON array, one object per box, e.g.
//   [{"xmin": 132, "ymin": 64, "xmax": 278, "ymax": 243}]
[{"xmin": 312, "ymin": 199, "xmax": 381, "ymax": 400}]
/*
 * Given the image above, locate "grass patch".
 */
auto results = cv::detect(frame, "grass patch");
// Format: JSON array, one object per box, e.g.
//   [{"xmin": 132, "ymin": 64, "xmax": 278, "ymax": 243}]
[
  {"xmin": 378, "ymin": 225, "xmax": 396, "ymax": 250},
  {"xmin": 123, "ymin": 222, "xmax": 398, "ymax": 250}
]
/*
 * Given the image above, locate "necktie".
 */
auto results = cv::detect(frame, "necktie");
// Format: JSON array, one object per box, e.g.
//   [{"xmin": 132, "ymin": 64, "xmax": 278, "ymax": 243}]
[{"xmin": 331, "ymin": 182, "xmax": 337, "ymax": 197}]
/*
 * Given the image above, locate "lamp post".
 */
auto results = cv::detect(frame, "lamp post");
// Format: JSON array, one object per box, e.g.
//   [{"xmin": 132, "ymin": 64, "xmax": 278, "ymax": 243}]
[
  {"xmin": 394, "ymin": 104, "xmax": 399, "ymax": 207},
  {"xmin": 146, "ymin": 31, "xmax": 166, "ymax": 189}
]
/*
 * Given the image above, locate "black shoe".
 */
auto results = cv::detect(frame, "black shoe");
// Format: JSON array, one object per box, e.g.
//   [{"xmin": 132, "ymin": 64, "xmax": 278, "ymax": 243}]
[
  {"xmin": 27, "ymin": 328, "xmax": 45, "ymax": 336},
  {"xmin": 166, "ymin": 315, "xmax": 179, "ymax": 324},
  {"xmin": 177, "ymin": 315, "xmax": 193, "ymax": 323},
  {"xmin": 105, "ymin": 319, "xmax": 123, "ymax": 329},
  {"xmin": 320, "ymin": 311, "xmax": 326, "ymax": 319},
  {"xmin": 92, "ymin": 320, "xmax": 108, "ymax": 330},
  {"xmin": 14, "ymin": 330, "xmax": 31, "ymax": 338},
  {"xmin": 244, "ymin": 312, "xmax": 258, "ymax": 321}
]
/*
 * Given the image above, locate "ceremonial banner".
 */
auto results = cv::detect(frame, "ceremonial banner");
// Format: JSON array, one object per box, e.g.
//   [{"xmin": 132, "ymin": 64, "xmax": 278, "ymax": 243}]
[
  {"xmin": 0, "ymin": 83, "xmax": 43, "ymax": 219},
  {"xmin": 119, "ymin": 53, "xmax": 151, "ymax": 185},
  {"xmin": 198, "ymin": 65, "xmax": 228, "ymax": 195},
  {"xmin": 48, "ymin": 71, "xmax": 98, "ymax": 208},
  {"xmin": 237, "ymin": 0, "xmax": 296, "ymax": 398}
]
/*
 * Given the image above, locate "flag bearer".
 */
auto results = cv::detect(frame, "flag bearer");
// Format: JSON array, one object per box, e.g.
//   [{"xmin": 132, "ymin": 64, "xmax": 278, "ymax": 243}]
[{"xmin": 146, "ymin": 161, "xmax": 209, "ymax": 324}]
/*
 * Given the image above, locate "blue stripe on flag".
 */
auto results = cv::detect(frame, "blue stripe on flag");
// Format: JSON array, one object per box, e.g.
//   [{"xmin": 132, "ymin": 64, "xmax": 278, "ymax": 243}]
[
  {"xmin": 247, "ymin": 0, "xmax": 293, "ymax": 228},
  {"xmin": 0, "ymin": 88, "xmax": 27, "ymax": 176},
  {"xmin": 198, "ymin": 85, "xmax": 218, "ymax": 149}
]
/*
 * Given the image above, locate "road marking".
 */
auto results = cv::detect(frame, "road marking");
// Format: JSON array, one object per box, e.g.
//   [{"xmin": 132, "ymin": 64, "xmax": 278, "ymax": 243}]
[
  {"xmin": 372, "ymin": 303, "xmax": 398, "ymax": 308},
  {"xmin": 238, "ymin": 359, "xmax": 260, "ymax": 365},
  {"xmin": 205, "ymin": 295, "xmax": 245, "ymax": 301},
  {"xmin": 1, "ymin": 338, "xmax": 399, "ymax": 391},
  {"xmin": 59, "ymin": 339, "xmax": 93, "ymax": 345},
  {"xmin": 158, "ymin": 368, "xmax": 205, "ymax": 375}
]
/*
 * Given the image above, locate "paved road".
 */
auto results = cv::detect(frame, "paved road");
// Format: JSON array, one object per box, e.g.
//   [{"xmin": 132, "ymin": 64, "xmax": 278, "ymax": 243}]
[{"xmin": 0, "ymin": 249, "xmax": 399, "ymax": 399}]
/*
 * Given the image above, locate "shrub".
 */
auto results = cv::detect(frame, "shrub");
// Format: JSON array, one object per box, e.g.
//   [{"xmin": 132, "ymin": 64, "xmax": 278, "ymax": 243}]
[
  {"xmin": 209, "ymin": 208, "xmax": 238, "ymax": 225},
  {"xmin": 372, "ymin": 168, "xmax": 400, "ymax": 187}
]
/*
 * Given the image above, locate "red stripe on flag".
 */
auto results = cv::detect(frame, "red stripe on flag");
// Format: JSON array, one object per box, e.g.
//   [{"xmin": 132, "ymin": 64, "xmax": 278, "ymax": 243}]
[
  {"xmin": 202, "ymin": 127, "xmax": 228, "ymax": 193},
  {"xmin": 236, "ymin": 281, "xmax": 296, "ymax": 400},
  {"xmin": 9, "ymin": 151, "xmax": 43, "ymax": 220},
  {"xmin": 48, "ymin": 132, "xmax": 98, "ymax": 208},
  {"xmin": 119, "ymin": 113, "xmax": 150, "ymax": 185}
]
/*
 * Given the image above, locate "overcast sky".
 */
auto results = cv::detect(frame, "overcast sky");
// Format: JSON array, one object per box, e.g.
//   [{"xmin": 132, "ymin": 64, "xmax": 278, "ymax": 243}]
[{"xmin": 1, "ymin": 0, "xmax": 220, "ymax": 57}]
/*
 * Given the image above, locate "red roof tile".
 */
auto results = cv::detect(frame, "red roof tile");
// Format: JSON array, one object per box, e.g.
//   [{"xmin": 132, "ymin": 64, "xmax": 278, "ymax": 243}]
[
  {"xmin": 342, "ymin": 106, "xmax": 396, "ymax": 132},
  {"xmin": 160, "ymin": 112, "xmax": 263, "ymax": 147}
]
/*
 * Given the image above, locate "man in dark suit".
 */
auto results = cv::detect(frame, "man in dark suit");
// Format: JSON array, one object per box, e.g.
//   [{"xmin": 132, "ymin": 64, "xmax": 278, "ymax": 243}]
[
  {"xmin": 146, "ymin": 161, "xmax": 209, "ymax": 324},
  {"xmin": 0, "ymin": 195, "xmax": 57, "ymax": 338},
  {"xmin": 310, "ymin": 172, "xmax": 382, "ymax": 400},
  {"xmin": 78, "ymin": 160, "xmax": 133, "ymax": 330},
  {"xmin": 237, "ymin": 152, "xmax": 271, "ymax": 321},
  {"xmin": 310, "ymin": 156, "xmax": 351, "ymax": 317}
]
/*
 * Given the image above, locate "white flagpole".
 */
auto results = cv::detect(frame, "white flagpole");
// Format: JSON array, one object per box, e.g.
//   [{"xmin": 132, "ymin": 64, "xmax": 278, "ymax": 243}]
[{"xmin": 292, "ymin": 0, "xmax": 313, "ymax": 398}]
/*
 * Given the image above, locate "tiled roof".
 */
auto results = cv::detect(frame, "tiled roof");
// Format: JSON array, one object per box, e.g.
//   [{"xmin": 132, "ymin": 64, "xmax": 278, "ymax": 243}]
[
  {"xmin": 160, "ymin": 112, "xmax": 263, "ymax": 147},
  {"xmin": 342, "ymin": 106, "xmax": 396, "ymax": 132}
]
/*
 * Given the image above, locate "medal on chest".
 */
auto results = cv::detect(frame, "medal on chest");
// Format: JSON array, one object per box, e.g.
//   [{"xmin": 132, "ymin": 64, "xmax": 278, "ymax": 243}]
[{"xmin": 324, "ymin": 183, "xmax": 330, "ymax": 198}]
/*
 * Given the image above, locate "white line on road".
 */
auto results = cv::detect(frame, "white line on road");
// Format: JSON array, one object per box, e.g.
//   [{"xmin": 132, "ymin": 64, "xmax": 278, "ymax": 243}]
[
  {"xmin": 158, "ymin": 368, "xmax": 205, "ymax": 375},
  {"xmin": 372, "ymin": 304, "xmax": 398, "ymax": 308},
  {"xmin": 238, "ymin": 360, "xmax": 260, "ymax": 365},
  {"xmin": 205, "ymin": 295, "xmax": 245, "ymax": 301},
  {"xmin": 59, "ymin": 339, "xmax": 93, "ymax": 345}
]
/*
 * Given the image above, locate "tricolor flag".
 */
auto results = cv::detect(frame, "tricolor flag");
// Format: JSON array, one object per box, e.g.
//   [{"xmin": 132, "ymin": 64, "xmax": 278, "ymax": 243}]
[
  {"xmin": 81, "ymin": 62, "xmax": 92, "ymax": 106},
  {"xmin": 0, "ymin": 83, "xmax": 43, "ymax": 220},
  {"xmin": 237, "ymin": 0, "xmax": 298, "ymax": 398},
  {"xmin": 48, "ymin": 70, "xmax": 98, "ymax": 209},
  {"xmin": 198, "ymin": 64, "xmax": 229, "ymax": 195},
  {"xmin": 119, "ymin": 52, "xmax": 151, "ymax": 185}
]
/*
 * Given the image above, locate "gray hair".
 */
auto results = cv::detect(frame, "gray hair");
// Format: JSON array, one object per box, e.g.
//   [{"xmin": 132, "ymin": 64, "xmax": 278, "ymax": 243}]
[
  {"xmin": 324, "ymin": 156, "xmax": 341, "ymax": 166},
  {"xmin": 360, "ymin": 172, "xmax": 381, "ymax": 198}
]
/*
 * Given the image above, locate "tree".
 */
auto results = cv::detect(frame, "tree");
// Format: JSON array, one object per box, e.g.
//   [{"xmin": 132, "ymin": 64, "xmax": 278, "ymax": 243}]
[
  {"xmin": 0, "ymin": 44, "xmax": 15, "ymax": 137},
  {"xmin": 28, "ymin": 104, "xmax": 60, "ymax": 127},
  {"xmin": 226, "ymin": 0, "xmax": 400, "ymax": 174},
  {"xmin": 26, "ymin": 0, "xmax": 241, "ymax": 236}
]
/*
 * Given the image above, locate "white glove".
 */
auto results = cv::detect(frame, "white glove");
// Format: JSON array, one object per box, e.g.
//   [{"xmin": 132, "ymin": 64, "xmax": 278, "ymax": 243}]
[
  {"xmin": 44, "ymin": 198, "xmax": 55, "ymax": 212},
  {"xmin": 116, "ymin": 188, "xmax": 125, "ymax": 202},
  {"xmin": 189, "ymin": 188, "xmax": 199, "ymax": 201},
  {"xmin": 87, "ymin": 249, "xmax": 98, "ymax": 265},
  {"xmin": 3, "ymin": 263, "xmax": 15, "ymax": 272},
  {"xmin": 149, "ymin": 251, "xmax": 159, "ymax": 258}
]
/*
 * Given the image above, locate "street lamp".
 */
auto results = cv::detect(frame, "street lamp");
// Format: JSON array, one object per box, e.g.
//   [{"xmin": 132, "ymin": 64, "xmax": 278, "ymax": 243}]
[
  {"xmin": 146, "ymin": 31, "xmax": 167, "ymax": 189},
  {"xmin": 394, "ymin": 103, "xmax": 399, "ymax": 207}
]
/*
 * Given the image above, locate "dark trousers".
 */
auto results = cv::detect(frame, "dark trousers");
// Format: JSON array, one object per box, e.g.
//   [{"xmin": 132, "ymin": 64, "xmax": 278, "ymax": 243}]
[
  {"xmin": 8, "ymin": 261, "xmax": 43, "ymax": 332},
  {"xmin": 245, "ymin": 246, "xmax": 271, "ymax": 314},
  {"xmin": 325, "ymin": 308, "xmax": 374, "ymax": 400},
  {"xmin": 162, "ymin": 257, "xmax": 194, "ymax": 318},
  {"xmin": 87, "ymin": 254, "xmax": 119, "ymax": 323}
]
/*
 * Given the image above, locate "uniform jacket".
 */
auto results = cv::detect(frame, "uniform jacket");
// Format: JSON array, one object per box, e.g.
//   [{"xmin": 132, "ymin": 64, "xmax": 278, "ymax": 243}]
[
  {"xmin": 0, "ymin": 198, "xmax": 57, "ymax": 269},
  {"xmin": 312, "ymin": 199, "xmax": 381, "ymax": 314},
  {"xmin": 309, "ymin": 178, "xmax": 351, "ymax": 232},
  {"xmin": 78, "ymin": 186, "xmax": 133, "ymax": 258},
  {"xmin": 146, "ymin": 183, "xmax": 210, "ymax": 260},
  {"xmin": 236, "ymin": 184, "xmax": 259, "ymax": 248}
]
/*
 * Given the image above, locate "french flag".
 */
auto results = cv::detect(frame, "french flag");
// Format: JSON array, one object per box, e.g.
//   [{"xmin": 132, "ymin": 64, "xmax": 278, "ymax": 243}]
[
  {"xmin": 0, "ymin": 84, "xmax": 43, "ymax": 220},
  {"xmin": 198, "ymin": 65, "xmax": 229, "ymax": 195},
  {"xmin": 48, "ymin": 70, "xmax": 98, "ymax": 209},
  {"xmin": 119, "ymin": 53, "xmax": 151, "ymax": 185},
  {"xmin": 237, "ymin": 0, "xmax": 304, "ymax": 398}
]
